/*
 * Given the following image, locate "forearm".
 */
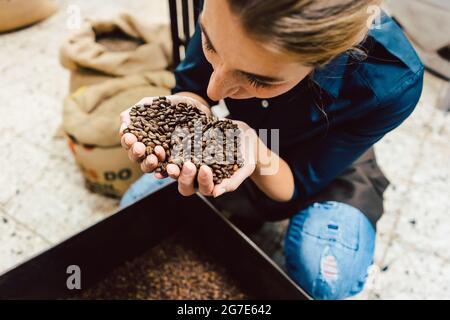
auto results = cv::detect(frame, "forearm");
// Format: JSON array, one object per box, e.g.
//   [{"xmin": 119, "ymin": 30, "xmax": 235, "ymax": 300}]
[{"xmin": 250, "ymin": 139, "xmax": 295, "ymax": 202}]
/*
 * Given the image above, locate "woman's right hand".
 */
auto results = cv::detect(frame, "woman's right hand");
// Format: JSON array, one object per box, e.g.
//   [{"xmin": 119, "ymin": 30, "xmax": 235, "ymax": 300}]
[{"xmin": 119, "ymin": 95, "xmax": 211, "ymax": 178}]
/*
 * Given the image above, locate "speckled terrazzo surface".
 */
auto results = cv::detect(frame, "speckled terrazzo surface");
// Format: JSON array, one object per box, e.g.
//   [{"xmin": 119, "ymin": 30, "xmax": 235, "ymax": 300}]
[
  {"xmin": 0, "ymin": 0, "xmax": 449, "ymax": 299},
  {"xmin": 0, "ymin": 0, "xmax": 169, "ymax": 272}
]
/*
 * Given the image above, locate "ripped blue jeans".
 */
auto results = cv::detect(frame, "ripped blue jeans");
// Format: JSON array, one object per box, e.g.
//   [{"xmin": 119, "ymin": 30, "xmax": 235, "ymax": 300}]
[
  {"xmin": 285, "ymin": 201, "xmax": 376, "ymax": 300},
  {"xmin": 121, "ymin": 174, "xmax": 376, "ymax": 300}
]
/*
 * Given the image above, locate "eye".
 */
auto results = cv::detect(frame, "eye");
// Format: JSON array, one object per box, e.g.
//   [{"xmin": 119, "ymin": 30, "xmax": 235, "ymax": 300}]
[
  {"xmin": 245, "ymin": 74, "xmax": 272, "ymax": 89},
  {"xmin": 201, "ymin": 35, "xmax": 215, "ymax": 53}
]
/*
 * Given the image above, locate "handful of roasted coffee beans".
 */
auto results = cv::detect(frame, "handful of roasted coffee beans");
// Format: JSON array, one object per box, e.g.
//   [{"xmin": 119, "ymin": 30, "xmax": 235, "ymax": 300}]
[{"xmin": 123, "ymin": 96, "xmax": 244, "ymax": 184}]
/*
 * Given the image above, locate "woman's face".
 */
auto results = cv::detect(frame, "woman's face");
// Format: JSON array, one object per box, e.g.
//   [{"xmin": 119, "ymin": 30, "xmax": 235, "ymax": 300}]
[{"xmin": 201, "ymin": 0, "xmax": 313, "ymax": 101}]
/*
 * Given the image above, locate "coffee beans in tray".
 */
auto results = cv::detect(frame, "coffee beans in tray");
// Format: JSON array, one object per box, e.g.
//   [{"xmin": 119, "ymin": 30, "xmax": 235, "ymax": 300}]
[
  {"xmin": 123, "ymin": 96, "xmax": 244, "ymax": 184},
  {"xmin": 74, "ymin": 232, "xmax": 250, "ymax": 300}
]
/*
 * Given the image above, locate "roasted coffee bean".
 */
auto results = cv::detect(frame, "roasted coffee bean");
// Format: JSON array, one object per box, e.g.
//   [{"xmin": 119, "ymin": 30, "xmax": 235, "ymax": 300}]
[
  {"xmin": 125, "ymin": 97, "xmax": 244, "ymax": 185},
  {"xmin": 75, "ymin": 231, "xmax": 249, "ymax": 300}
]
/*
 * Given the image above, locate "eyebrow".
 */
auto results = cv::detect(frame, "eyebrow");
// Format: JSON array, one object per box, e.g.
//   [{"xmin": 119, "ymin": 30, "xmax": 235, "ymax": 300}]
[{"xmin": 198, "ymin": 18, "xmax": 284, "ymax": 83}]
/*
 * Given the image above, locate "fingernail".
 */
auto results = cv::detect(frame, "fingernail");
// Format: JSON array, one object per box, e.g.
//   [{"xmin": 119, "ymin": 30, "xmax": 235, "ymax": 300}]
[
  {"xmin": 214, "ymin": 188, "xmax": 226, "ymax": 198},
  {"xmin": 125, "ymin": 135, "xmax": 133, "ymax": 144},
  {"xmin": 183, "ymin": 163, "xmax": 194, "ymax": 174}
]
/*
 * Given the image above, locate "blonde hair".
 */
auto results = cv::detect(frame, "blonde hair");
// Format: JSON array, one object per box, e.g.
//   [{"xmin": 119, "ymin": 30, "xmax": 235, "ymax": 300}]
[{"xmin": 226, "ymin": 0, "xmax": 383, "ymax": 67}]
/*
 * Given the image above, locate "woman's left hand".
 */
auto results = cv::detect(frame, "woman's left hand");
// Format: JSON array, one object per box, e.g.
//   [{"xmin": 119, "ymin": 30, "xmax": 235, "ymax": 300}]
[
  {"xmin": 160, "ymin": 119, "xmax": 258, "ymax": 198},
  {"xmin": 211, "ymin": 120, "xmax": 257, "ymax": 197}
]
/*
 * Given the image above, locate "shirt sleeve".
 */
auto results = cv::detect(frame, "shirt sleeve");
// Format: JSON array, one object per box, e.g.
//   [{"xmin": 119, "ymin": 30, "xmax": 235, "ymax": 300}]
[
  {"xmin": 171, "ymin": 23, "xmax": 216, "ymax": 107},
  {"xmin": 254, "ymin": 66, "xmax": 424, "ymax": 220}
]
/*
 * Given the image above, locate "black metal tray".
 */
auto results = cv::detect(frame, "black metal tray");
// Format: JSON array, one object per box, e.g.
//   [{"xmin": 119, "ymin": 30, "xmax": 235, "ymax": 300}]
[{"xmin": 0, "ymin": 183, "xmax": 310, "ymax": 300}]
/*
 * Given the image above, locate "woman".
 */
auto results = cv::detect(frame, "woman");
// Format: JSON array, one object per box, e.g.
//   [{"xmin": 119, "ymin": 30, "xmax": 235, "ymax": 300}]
[{"xmin": 119, "ymin": 0, "xmax": 424, "ymax": 299}]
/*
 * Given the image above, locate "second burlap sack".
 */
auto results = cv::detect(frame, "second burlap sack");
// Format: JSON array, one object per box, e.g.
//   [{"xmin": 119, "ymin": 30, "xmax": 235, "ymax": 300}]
[
  {"xmin": 60, "ymin": 12, "xmax": 172, "ymax": 93},
  {"xmin": 0, "ymin": 0, "xmax": 57, "ymax": 33}
]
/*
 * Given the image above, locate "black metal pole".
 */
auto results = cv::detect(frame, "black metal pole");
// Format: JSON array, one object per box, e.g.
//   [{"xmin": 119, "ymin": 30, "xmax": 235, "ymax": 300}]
[
  {"xmin": 181, "ymin": 0, "xmax": 191, "ymax": 45},
  {"xmin": 168, "ymin": 0, "xmax": 181, "ymax": 68}
]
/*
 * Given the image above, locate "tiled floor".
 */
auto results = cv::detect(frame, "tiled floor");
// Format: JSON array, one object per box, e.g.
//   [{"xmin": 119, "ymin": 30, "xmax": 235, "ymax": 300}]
[
  {"xmin": 363, "ymin": 73, "xmax": 450, "ymax": 300},
  {"xmin": 0, "ymin": 0, "xmax": 449, "ymax": 299}
]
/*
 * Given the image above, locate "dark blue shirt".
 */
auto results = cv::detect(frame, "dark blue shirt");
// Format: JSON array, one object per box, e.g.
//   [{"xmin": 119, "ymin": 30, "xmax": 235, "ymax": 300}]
[{"xmin": 172, "ymin": 13, "xmax": 424, "ymax": 211}]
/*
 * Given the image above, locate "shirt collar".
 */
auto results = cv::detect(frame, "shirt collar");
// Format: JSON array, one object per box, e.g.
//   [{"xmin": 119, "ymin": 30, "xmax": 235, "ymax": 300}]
[{"xmin": 311, "ymin": 53, "xmax": 350, "ymax": 98}]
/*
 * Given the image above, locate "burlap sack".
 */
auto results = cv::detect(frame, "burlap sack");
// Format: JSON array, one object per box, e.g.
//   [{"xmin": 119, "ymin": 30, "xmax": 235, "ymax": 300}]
[
  {"xmin": 0, "ymin": 0, "xmax": 57, "ymax": 33},
  {"xmin": 60, "ymin": 12, "xmax": 172, "ymax": 93},
  {"xmin": 63, "ymin": 71, "xmax": 175, "ymax": 198}
]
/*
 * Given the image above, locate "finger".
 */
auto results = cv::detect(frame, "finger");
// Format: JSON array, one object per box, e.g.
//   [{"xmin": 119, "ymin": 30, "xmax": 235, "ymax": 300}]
[
  {"xmin": 119, "ymin": 122, "xmax": 128, "ymax": 137},
  {"xmin": 212, "ymin": 180, "xmax": 228, "ymax": 198},
  {"xmin": 177, "ymin": 161, "xmax": 197, "ymax": 196},
  {"xmin": 197, "ymin": 165, "xmax": 214, "ymax": 196},
  {"xmin": 154, "ymin": 145, "xmax": 166, "ymax": 162},
  {"xmin": 166, "ymin": 164, "xmax": 181, "ymax": 179},
  {"xmin": 154, "ymin": 172, "xmax": 166, "ymax": 179},
  {"xmin": 212, "ymin": 164, "xmax": 251, "ymax": 197},
  {"xmin": 140, "ymin": 154, "xmax": 158, "ymax": 173},
  {"xmin": 121, "ymin": 133, "xmax": 137, "ymax": 150},
  {"xmin": 128, "ymin": 142, "xmax": 146, "ymax": 162}
]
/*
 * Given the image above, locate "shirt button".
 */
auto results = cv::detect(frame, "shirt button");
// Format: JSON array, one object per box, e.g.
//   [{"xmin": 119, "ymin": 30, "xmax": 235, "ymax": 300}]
[{"xmin": 261, "ymin": 99, "xmax": 269, "ymax": 108}]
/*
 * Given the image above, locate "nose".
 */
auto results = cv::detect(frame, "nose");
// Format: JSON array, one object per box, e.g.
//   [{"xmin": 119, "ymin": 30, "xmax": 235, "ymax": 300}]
[{"xmin": 207, "ymin": 68, "xmax": 239, "ymax": 101}]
